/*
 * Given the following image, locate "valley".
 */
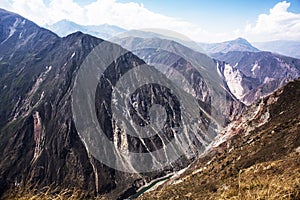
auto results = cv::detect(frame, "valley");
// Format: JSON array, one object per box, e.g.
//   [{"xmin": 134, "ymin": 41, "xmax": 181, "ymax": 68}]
[{"xmin": 0, "ymin": 3, "xmax": 300, "ymax": 200}]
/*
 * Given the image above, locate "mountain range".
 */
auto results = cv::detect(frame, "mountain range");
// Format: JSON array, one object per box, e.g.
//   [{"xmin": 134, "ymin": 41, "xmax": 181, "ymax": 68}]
[
  {"xmin": 47, "ymin": 19, "xmax": 300, "ymax": 60},
  {"xmin": 0, "ymin": 8, "xmax": 241, "ymax": 199},
  {"xmin": 199, "ymin": 37, "xmax": 260, "ymax": 55},
  {"xmin": 113, "ymin": 36, "xmax": 300, "ymax": 106},
  {"xmin": 254, "ymin": 40, "xmax": 300, "ymax": 59},
  {"xmin": 0, "ymin": 8, "xmax": 300, "ymax": 200},
  {"xmin": 199, "ymin": 37, "xmax": 300, "ymax": 60},
  {"xmin": 46, "ymin": 19, "xmax": 126, "ymax": 40}
]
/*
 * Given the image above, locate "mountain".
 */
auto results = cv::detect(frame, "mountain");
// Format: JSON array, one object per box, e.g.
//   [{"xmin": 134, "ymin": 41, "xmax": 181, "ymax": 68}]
[
  {"xmin": 1, "ymin": 8, "xmax": 299, "ymax": 200},
  {"xmin": 115, "ymin": 36, "xmax": 300, "ymax": 106},
  {"xmin": 253, "ymin": 40, "xmax": 300, "ymax": 59},
  {"xmin": 0, "ymin": 8, "xmax": 186, "ymax": 199},
  {"xmin": 112, "ymin": 36, "xmax": 244, "ymax": 122},
  {"xmin": 46, "ymin": 19, "xmax": 126, "ymax": 40},
  {"xmin": 0, "ymin": 9, "xmax": 244, "ymax": 199},
  {"xmin": 0, "ymin": 8, "xmax": 138, "ymax": 199},
  {"xmin": 111, "ymin": 29, "xmax": 205, "ymax": 54},
  {"xmin": 200, "ymin": 38, "xmax": 260, "ymax": 55},
  {"xmin": 138, "ymin": 78, "xmax": 300, "ymax": 199},
  {"xmin": 212, "ymin": 51, "xmax": 300, "ymax": 105}
]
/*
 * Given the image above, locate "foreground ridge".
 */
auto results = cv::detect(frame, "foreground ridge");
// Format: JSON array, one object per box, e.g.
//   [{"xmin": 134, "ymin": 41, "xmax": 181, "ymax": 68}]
[{"xmin": 139, "ymin": 79, "xmax": 300, "ymax": 199}]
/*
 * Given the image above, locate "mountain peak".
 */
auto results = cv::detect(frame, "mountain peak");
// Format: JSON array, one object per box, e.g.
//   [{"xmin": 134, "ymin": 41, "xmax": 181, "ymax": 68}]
[
  {"xmin": 234, "ymin": 37, "xmax": 249, "ymax": 43},
  {"xmin": 232, "ymin": 37, "xmax": 253, "ymax": 46},
  {"xmin": 235, "ymin": 37, "xmax": 247, "ymax": 41},
  {"xmin": 200, "ymin": 37, "xmax": 260, "ymax": 54}
]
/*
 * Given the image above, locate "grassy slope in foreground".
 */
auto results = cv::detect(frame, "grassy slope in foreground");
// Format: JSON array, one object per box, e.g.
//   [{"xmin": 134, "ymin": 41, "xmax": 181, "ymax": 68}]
[{"xmin": 139, "ymin": 79, "xmax": 300, "ymax": 200}]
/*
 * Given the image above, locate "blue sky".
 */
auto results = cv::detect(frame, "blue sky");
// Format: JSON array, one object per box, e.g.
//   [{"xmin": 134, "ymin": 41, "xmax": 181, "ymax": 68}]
[
  {"xmin": 2, "ymin": 0, "xmax": 300, "ymax": 42},
  {"xmin": 71, "ymin": 0, "xmax": 300, "ymax": 29},
  {"xmin": 118, "ymin": 0, "xmax": 300, "ymax": 31}
]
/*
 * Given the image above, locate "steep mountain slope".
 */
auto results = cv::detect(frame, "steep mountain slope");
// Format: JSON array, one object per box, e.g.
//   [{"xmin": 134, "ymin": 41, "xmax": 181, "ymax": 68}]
[
  {"xmin": 0, "ymin": 8, "xmax": 125, "ymax": 198},
  {"xmin": 46, "ymin": 19, "xmax": 126, "ymax": 40},
  {"xmin": 199, "ymin": 38, "xmax": 260, "ymax": 55},
  {"xmin": 0, "ymin": 9, "xmax": 175, "ymax": 199},
  {"xmin": 254, "ymin": 40, "xmax": 300, "ymax": 59},
  {"xmin": 213, "ymin": 51, "xmax": 300, "ymax": 105},
  {"xmin": 139, "ymin": 78, "xmax": 300, "ymax": 200},
  {"xmin": 0, "ymin": 8, "xmax": 60, "ymax": 129}
]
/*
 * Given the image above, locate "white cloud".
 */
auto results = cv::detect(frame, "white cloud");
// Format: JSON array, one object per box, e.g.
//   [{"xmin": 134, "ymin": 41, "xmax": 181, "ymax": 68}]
[
  {"xmin": 1, "ymin": 0, "xmax": 299, "ymax": 42},
  {"xmin": 0, "ymin": 0, "xmax": 210, "ymax": 42},
  {"xmin": 243, "ymin": 1, "xmax": 300, "ymax": 42}
]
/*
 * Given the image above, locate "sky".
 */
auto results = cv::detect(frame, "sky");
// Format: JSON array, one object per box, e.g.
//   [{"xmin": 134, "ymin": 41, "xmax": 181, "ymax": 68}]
[{"xmin": 1, "ymin": 0, "xmax": 300, "ymax": 42}]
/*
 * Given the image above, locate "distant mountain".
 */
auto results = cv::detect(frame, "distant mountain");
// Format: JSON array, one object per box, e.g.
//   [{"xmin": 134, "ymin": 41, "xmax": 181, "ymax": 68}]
[
  {"xmin": 139, "ymin": 78, "xmax": 300, "ymax": 199},
  {"xmin": 114, "ymin": 36, "xmax": 300, "ymax": 106},
  {"xmin": 253, "ymin": 40, "xmax": 300, "ymax": 59},
  {"xmin": 200, "ymin": 38, "xmax": 260, "ymax": 55},
  {"xmin": 46, "ymin": 19, "xmax": 126, "ymax": 39},
  {"xmin": 113, "ymin": 36, "xmax": 244, "ymax": 122},
  {"xmin": 112, "ymin": 29, "xmax": 205, "ymax": 54},
  {"xmin": 212, "ymin": 51, "xmax": 300, "ymax": 105}
]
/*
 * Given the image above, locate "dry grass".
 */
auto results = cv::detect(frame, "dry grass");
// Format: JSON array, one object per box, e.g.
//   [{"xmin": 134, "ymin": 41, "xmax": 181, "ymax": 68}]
[
  {"xmin": 139, "ymin": 154, "xmax": 300, "ymax": 200},
  {"xmin": 219, "ymin": 156, "xmax": 300, "ymax": 200},
  {"xmin": 3, "ymin": 185, "xmax": 107, "ymax": 200}
]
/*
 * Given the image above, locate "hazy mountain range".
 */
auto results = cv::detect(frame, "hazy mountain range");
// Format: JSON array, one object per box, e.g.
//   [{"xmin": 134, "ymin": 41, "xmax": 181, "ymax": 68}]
[
  {"xmin": 200, "ymin": 38, "xmax": 300, "ymax": 59},
  {"xmin": 46, "ymin": 19, "xmax": 126, "ymax": 40},
  {"xmin": 47, "ymin": 19, "xmax": 300, "ymax": 60},
  {"xmin": 199, "ymin": 37, "xmax": 260, "ymax": 54},
  {"xmin": 254, "ymin": 40, "xmax": 300, "ymax": 59}
]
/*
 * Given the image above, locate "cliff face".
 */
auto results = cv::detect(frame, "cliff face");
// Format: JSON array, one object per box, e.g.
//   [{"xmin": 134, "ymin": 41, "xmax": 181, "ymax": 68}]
[
  {"xmin": 213, "ymin": 51, "xmax": 300, "ymax": 105},
  {"xmin": 0, "ymin": 9, "xmax": 147, "ymax": 199}
]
